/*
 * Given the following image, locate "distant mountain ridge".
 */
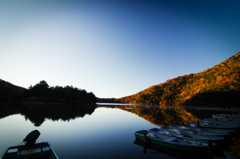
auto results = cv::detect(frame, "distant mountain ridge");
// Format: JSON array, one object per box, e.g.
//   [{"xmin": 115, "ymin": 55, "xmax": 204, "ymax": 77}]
[{"xmin": 119, "ymin": 51, "xmax": 240, "ymax": 107}]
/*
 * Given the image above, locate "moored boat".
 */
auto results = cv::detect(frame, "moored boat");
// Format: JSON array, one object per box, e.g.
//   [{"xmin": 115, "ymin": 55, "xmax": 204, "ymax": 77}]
[
  {"xmin": 149, "ymin": 128, "xmax": 224, "ymax": 142},
  {"xmin": 212, "ymin": 113, "xmax": 240, "ymax": 119},
  {"xmin": 134, "ymin": 137, "xmax": 226, "ymax": 159},
  {"xmin": 134, "ymin": 130, "xmax": 216, "ymax": 154},
  {"xmin": 197, "ymin": 118, "xmax": 240, "ymax": 125},
  {"xmin": 169, "ymin": 125, "xmax": 231, "ymax": 136},
  {"xmin": 184, "ymin": 121, "xmax": 240, "ymax": 129}
]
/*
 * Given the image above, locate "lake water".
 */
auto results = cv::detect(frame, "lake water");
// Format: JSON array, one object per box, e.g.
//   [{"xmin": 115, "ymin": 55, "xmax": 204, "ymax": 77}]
[{"xmin": 0, "ymin": 103, "xmax": 239, "ymax": 159}]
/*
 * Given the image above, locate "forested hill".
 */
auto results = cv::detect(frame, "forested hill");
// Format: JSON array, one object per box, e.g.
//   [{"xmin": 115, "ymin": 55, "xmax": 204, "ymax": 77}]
[
  {"xmin": 0, "ymin": 80, "xmax": 97, "ymax": 105},
  {"xmin": 0, "ymin": 79, "xmax": 26, "ymax": 101},
  {"xmin": 119, "ymin": 51, "xmax": 240, "ymax": 107}
]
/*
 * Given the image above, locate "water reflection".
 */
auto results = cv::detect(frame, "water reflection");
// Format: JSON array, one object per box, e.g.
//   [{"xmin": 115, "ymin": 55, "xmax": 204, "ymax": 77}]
[
  {"xmin": 97, "ymin": 104, "xmax": 240, "ymax": 159},
  {"xmin": 97, "ymin": 103, "xmax": 198, "ymax": 126},
  {"xmin": 0, "ymin": 103, "xmax": 239, "ymax": 158},
  {"xmin": 121, "ymin": 106, "xmax": 198, "ymax": 126},
  {"xmin": 97, "ymin": 103, "xmax": 239, "ymax": 127},
  {"xmin": 224, "ymin": 138, "xmax": 240, "ymax": 158},
  {"xmin": 0, "ymin": 103, "xmax": 238, "ymax": 127},
  {"xmin": 0, "ymin": 103, "xmax": 96, "ymax": 126}
]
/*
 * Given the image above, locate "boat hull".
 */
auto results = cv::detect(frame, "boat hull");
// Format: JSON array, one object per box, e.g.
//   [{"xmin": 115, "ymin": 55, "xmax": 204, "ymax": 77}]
[
  {"xmin": 0, "ymin": 142, "xmax": 59, "ymax": 159},
  {"xmin": 134, "ymin": 131, "xmax": 210, "ymax": 154}
]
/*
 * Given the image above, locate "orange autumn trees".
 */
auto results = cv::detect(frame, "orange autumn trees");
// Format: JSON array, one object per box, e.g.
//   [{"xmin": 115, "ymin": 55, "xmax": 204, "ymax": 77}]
[
  {"xmin": 120, "ymin": 106, "xmax": 198, "ymax": 126},
  {"xmin": 119, "ymin": 51, "xmax": 240, "ymax": 107}
]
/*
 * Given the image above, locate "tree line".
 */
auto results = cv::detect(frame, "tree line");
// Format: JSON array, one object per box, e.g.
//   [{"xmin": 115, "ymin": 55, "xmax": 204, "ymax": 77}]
[{"xmin": 0, "ymin": 80, "xmax": 97, "ymax": 105}]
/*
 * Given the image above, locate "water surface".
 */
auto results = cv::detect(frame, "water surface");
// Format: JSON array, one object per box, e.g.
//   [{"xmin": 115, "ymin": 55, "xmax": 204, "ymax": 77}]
[{"xmin": 0, "ymin": 103, "xmax": 239, "ymax": 158}]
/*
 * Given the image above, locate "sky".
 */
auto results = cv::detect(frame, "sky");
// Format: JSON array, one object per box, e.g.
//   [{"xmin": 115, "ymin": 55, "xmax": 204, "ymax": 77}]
[{"xmin": 1, "ymin": 0, "xmax": 240, "ymax": 98}]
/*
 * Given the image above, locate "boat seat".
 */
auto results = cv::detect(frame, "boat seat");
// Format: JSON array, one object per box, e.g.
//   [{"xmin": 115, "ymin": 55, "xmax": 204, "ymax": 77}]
[
  {"xmin": 21, "ymin": 148, "xmax": 42, "ymax": 155},
  {"xmin": 186, "ymin": 131, "xmax": 194, "ymax": 134},
  {"xmin": 165, "ymin": 137, "xmax": 177, "ymax": 142}
]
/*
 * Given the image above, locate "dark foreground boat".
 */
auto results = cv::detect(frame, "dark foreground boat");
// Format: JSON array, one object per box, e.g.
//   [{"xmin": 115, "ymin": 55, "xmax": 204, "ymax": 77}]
[
  {"xmin": 0, "ymin": 130, "xmax": 59, "ymax": 159},
  {"xmin": 0, "ymin": 142, "xmax": 59, "ymax": 159}
]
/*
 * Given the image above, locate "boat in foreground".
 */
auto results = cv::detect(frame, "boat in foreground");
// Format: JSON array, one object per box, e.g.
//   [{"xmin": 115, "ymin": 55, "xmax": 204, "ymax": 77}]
[
  {"xmin": 134, "ymin": 130, "xmax": 216, "ymax": 154},
  {"xmin": 1, "ymin": 142, "xmax": 58, "ymax": 159},
  {"xmin": 0, "ymin": 130, "xmax": 59, "ymax": 159}
]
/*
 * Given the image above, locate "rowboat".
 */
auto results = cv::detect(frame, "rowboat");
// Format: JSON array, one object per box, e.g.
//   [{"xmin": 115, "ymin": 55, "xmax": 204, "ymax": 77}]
[
  {"xmin": 149, "ymin": 128, "xmax": 224, "ymax": 142},
  {"xmin": 134, "ymin": 130, "xmax": 216, "ymax": 154},
  {"xmin": 212, "ymin": 113, "xmax": 240, "ymax": 119},
  {"xmin": 134, "ymin": 138, "xmax": 226, "ymax": 159},
  {"xmin": 184, "ymin": 121, "xmax": 240, "ymax": 129},
  {"xmin": 197, "ymin": 118, "xmax": 240, "ymax": 125},
  {"xmin": 169, "ymin": 125, "xmax": 231, "ymax": 136},
  {"xmin": 0, "ymin": 130, "xmax": 59, "ymax": 159},
  {"xmin": 0, "ymin": 142, "xmax": 59, "ymax": 159}
]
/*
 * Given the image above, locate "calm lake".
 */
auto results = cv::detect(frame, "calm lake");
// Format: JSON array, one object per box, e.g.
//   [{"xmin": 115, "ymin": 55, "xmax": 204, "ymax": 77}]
[{"xmin": 0, "ymin": 103, "xmax": 239, "ymax": 159}]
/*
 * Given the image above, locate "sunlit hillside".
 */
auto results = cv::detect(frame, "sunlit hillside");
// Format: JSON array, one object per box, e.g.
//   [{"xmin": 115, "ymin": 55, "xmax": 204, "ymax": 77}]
[{"xmin": 119, "ymin": 51, "xmax": 240, "ymax": 107}]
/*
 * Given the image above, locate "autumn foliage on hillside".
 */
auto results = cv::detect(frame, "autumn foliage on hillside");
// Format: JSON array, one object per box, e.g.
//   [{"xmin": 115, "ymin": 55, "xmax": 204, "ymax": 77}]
[
  {"xmin": 118, "ymin": 106, "xmax": 198, "ymax": 126},
  {"xmin": 119, "ymin": 51, "xmax": 240, "ymax": 107}
]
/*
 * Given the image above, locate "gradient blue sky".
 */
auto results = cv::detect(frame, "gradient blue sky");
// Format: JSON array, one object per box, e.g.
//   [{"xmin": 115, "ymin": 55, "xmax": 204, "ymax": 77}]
[{"xmin": 1, "ymin": 0, "xmax": 240, "ymax": 98}]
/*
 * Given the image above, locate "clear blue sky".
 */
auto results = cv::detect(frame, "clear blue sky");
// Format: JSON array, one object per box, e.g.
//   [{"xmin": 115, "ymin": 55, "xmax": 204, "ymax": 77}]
[{"xmin": 1, "ymin": 0, "xmax": 240, "ymax": 98}]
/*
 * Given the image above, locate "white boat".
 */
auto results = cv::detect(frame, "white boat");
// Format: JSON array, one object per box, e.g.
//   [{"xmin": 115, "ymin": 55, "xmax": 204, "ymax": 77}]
[
  {"xmin": 169, "ymin": 125, "xmax": 232, "ymax": 135},
  {"xmin": 150, "ymin": 131, "xmax": 219, "ymax": 144},
  {"xmin": 197, "ymin": 118, "xmax": 240, "ymax": 125},
  {"xmin": 212, "ymin": 113, "xmax": 240, "ymax": 119},
  {"xmin": 149, "ymin": 128, "xmax": 224, "ymax": 141},
  {"xmin": 185, "ymin": 121, "xmax": 240, "ymax": 129},
  {"xmin": 134, "ymin": 130, "xmax": 216, "ymax": 154}
]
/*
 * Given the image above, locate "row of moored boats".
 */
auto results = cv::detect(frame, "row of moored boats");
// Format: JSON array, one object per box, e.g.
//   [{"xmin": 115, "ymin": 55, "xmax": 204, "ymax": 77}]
[{"xmin": 134, "ymin": 113, "xmax": 240, "ymax": 154}]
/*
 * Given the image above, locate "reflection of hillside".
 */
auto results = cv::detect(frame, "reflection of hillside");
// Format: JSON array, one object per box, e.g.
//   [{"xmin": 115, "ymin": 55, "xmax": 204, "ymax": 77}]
[
  {"xmin": 102, "ymin": 104, "xmax": 198, "ymax": 126},
  {"xmin": 184, "ymin": 107, "xmax": 235, "ymax": 119},
  {"xmin": 0, "ymin": 104, "xmax": 97, "ymax": 126},
  {"xmin": 123, "ymin": 106, "xmax": 238, "ymax": 126},
  {"xmin": 97, "ymin": 104, "xmax": 238, "ymax": 126},
  {"xmin": 224, "ymin": 138, "xmax": 240, "ymax": 158}
]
